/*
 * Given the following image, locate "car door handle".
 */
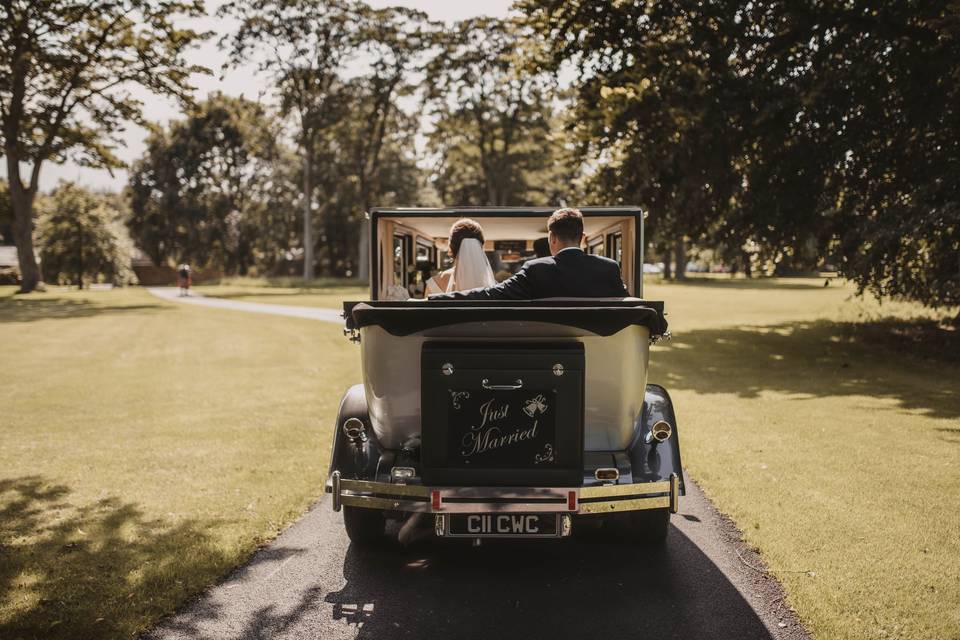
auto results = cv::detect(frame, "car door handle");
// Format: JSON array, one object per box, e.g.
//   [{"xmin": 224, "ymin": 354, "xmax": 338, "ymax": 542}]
[{"xmin": 481, "ymin": 378, "xmax": 523, "ymax": 390}]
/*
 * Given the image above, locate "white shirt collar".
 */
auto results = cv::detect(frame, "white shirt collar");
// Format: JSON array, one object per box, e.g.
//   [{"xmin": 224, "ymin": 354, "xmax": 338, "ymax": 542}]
[{"xmin": 555, "ymin": 246, "xmax": 584, "ymax": 255}]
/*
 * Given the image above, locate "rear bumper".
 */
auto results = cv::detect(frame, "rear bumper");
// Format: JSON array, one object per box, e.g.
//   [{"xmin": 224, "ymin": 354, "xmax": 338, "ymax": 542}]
[{"xmin": 328, "ymin": 472, "xmax": 680, "ymax": 515}]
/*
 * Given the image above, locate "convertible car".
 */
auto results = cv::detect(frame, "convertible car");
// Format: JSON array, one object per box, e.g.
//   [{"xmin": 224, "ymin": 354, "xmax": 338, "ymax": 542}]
[{"xmin": 327, "ymin": 207, "xmax": 683, "ymax": 545}]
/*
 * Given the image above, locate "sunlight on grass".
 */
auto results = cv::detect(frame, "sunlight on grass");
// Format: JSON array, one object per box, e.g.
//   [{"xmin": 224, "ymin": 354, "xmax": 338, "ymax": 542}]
[
  {"xmin": 1, "ymin": 279, "xmax": 957, "ymax": 640},
  {"xmin": 645, "ymin": 278, "xmax": 959, "ymax": 640},
  {"xmin": 0, "ymin": 286, "xmax": 358, "ymax": 638}
]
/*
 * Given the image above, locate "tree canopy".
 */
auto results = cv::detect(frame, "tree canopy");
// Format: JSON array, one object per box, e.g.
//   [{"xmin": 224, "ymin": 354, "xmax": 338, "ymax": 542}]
[
  {"xmin": 37, "ymin": 182, "xmax": 133, "ymax": 287},
  {"xmin": 127, "ymin": 93, "xmax": 284, "ymax": 274},
  {"xmin": 0, "ymin": 0, "xmax": 209, "ymax": 291},
  {"xmin": 520, "ymin": 0, "xmax": 960, "ymax": 307},
  {"xmin": 424, "ymin": 17, "xmax": 566, "ymax": 207},
  {"xmin": 4, "ymin": 0, "xmax": 954, "ymax": 313}
]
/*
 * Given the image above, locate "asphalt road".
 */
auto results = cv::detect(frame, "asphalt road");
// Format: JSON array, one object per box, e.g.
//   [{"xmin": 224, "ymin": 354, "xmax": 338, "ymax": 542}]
[
  {"xmin": 144, "ymin": 479, "xmax": 809, "ymax": 640},
  {"xmin": 146, "ymin": 288, "xmax": 344, "ymax": 323}
]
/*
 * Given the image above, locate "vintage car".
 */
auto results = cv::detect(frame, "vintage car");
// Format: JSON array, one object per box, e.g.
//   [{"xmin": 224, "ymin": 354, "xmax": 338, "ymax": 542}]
[{"xmin": 326, "ymin": 207, "xmax": 683, "ymax": 545}]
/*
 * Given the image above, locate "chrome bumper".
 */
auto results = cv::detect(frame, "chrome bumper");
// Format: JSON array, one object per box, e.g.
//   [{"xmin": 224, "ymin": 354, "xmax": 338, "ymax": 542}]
[{"xmin": 330, "ymin": 471, "xmax": 679, "ymax": 515}]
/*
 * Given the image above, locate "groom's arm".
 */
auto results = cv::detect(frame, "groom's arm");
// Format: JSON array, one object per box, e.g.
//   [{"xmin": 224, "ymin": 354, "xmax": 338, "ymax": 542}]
[
  {"xmin": 429, "ymin": 265, "xmax": 536, "ymax": 300},
  {"xmin": 615, "ymin": 265, "xmax": 629, "ymax": 296}
]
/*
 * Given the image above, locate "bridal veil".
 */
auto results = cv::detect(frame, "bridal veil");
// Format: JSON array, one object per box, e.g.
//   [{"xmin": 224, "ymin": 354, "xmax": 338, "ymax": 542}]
[{"xmin": 449, "ymin": 238, "xmax": 496, "ymax": 291}]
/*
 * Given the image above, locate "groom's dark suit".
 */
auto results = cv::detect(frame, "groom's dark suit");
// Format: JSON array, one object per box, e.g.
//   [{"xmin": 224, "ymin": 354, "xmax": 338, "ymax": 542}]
[{"xmin": 430, "ymin": 247, "xmax": 629, "ymax": 300}]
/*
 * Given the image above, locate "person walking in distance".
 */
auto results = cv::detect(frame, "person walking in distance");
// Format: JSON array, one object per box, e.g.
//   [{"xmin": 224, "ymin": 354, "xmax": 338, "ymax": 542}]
[{"xmin": 178, "ymin": 264, "xmax": 192, "ymax": 296}]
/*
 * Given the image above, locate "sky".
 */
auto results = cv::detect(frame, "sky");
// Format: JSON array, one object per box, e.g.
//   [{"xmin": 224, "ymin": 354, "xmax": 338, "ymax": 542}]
[{"xmin": 30, "ymin": 0, "xmax": 517, "ymax": 192}]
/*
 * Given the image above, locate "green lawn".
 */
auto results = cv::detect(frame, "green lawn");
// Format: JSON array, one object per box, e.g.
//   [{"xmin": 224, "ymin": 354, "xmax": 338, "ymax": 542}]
[
  {"xmin": 1, "ymin": 279, "xmax": 957, "ymax": 640},
  {"xmin": 0, "ymin": 286, "xmax": 358, "ymax": 639},
  {"xmin": 645, "ymin": 278, "xmax": 959, "ymax": 640}
]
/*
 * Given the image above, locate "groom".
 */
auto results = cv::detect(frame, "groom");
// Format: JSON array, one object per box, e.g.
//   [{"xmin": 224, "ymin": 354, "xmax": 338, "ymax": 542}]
[{"xmin": 429, "ymin": 208, "xmax": 629, "ymax": 300}]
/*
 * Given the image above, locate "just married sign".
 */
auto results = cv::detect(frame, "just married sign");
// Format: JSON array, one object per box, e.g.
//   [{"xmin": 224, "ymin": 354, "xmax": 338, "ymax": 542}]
[{"xmin": 447, "ymin": 388, "xmax": 557, "ymax": 467}]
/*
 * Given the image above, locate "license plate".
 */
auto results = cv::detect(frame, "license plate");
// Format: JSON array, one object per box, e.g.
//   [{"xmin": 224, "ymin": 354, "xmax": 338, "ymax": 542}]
[{"xmin": 446, "ymin": 513, "xmax": 560, "ymax": 538}]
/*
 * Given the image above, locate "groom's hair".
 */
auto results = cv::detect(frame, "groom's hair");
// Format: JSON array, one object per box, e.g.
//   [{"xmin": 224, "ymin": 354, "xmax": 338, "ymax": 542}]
[
  {"xmin": 448, "ymin": 218, "xmax": 485, "ymax": 258},
  {"xmin": 548, "ymin": 208, "xmax": 584, "ymax": 243}
]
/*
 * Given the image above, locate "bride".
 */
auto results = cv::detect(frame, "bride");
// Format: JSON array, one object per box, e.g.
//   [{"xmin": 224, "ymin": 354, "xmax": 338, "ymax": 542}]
[{"xmin": 424, "ymin": 218, "xmax": 496, "ymax": 296}]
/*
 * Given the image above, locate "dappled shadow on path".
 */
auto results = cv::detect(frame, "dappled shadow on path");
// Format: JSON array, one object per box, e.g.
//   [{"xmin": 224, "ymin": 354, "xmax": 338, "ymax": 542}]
[
  {"xmin": 0, "ymin": 297, "xmax": 166, "ymax": 323},
  {"xmin": 652, "ymin": 319, "xmax": 960, "ymax": 419},
  {"xmin": 194, "ymin": 517, "xmax": 780, "ymax": 640},
  {"xmin": 235, "ymin": 526, "xmax": 776, "ymax": 640},
  {"xmin": 0, "ymin": 476, "xmax": 230, "ymax": 640}
]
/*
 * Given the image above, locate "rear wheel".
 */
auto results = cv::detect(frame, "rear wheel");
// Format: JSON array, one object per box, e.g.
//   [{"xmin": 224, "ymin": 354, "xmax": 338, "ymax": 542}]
[
  {"xmin": 343, "ymin": 506, "xmax": 386, "ymax": 546},
  {"xmin": 628, "ymin": 507, "xmax": 670, "ymax": 544}
]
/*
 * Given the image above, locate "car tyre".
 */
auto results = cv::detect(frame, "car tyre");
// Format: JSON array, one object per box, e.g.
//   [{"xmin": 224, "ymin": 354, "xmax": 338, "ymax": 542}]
[
  {"xmin": 629, "ymin": 507, "xmax": 670, "ymax": 544},
  {"xmin": 343, "ymin": 506, "xmax": 385, "ymax": 546}
]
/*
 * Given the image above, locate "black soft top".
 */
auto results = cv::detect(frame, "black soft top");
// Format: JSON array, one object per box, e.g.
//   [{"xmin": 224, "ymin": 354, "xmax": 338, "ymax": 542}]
[{"xmin": 343, "ymin": 299, "xmax": 667, "ymax": 337}]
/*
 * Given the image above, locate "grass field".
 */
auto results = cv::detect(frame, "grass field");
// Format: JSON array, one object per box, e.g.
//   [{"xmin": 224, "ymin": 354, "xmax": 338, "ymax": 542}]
[
  {"xmin": 0, "ymin": 286, "xmax": 358, "ymax": 639},
  {"xmin": 645, "ymin": 279, "xmax": 960, "ymax": 640},
  {"xmin": 1, "ymin": 279, "xmax": 958, "ymax": 639}
]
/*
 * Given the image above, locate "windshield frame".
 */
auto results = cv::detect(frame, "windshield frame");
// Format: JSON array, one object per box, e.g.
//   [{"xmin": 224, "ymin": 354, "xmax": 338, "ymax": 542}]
[{"xmin": 368, "ymin": 207, "xmax": 646, "ymax": 300}]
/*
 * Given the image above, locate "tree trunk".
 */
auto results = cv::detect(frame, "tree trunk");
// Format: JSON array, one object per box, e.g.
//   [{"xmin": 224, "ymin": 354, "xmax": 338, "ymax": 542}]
[
  {"xmin": 77, "ymin": 219, "xmax": 84, "ymax": 289},
  {"xmin": 662, "ymin": 246, "xmax": 673, "ymax": 280},
  {"xmin": 357, "ymin": 219, "xmax": 369, "ymax": 282},
  {"xmin": 6, "ymin": 158, "xmax": 42, "ymax": 292},
  {"xmin": 674, "ymin": 237, "xmax": 687, "ymax": 281},
  {"xmin": 302, "ymin": 145, "xmax": 315, "ymax": 282}
]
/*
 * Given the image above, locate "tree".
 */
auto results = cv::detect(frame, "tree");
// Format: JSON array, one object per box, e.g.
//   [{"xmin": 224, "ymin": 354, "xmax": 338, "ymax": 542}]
[
  {"xmin": 127, "ymin": 93, "xmax": 283, "ymax": 274},
  {"xmin": 785, "ymin": 3, "xmax": 960, "ymax": 311},
  {"xmin": 37, "ymin": 182, "xmax": 133, "ymax": 287},
  {"xmin": 350, "ymin": 4, "xmax": 432, "ymax": 279},
  {"xmin": 522, "ymin": 1, "xmax": 960, "ymax": 304},
  {"xmin": 0, "ymin": 179, "xmax": 12, "ymax": 244},
  {"xmin": 220, "ymin": 0, "xmax": 362, "ymax": 281},
  {"xmin": 0, "ymin": 0, "xmax": 209, "ymax": 292},
  {"xmin": 424, "ymin": 17, "xmax": 561, "ymax": 206},
  {"xmin": 311, "ymin": 85, "xmax": 424, "ymax": 276},
  {"xmin": 520, "ymin": 0, "xmax": 750, "ymax": 279}
]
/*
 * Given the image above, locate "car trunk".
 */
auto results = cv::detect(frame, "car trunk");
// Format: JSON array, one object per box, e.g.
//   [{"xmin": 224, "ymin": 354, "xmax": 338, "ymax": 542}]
[{"xmin": 420, "ymin": 342, "xmax": 584, "ymax": 486}]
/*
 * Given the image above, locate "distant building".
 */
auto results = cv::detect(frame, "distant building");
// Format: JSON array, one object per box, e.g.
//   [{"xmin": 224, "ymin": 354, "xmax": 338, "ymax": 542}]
[
  {"xmin": 0, "ymin": 245, "xmax": 17, "ymax": 268},
  {"xmin": 0, "ymin": 245, "xmax": 21, "ymax": 285}
]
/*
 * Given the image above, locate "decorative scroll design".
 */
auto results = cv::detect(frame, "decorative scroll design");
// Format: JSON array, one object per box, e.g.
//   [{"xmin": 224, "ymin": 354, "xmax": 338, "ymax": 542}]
[
  {"xmin": 534, "ymin": 443, "xmax": 555, "ymax": 464},
  {"xmin": 450, "ymin": 390, "xmax": 470, "ymax": 410}
]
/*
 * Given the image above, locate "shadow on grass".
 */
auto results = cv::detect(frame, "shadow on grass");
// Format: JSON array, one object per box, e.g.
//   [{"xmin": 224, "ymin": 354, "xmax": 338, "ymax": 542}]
[
  {"xmin": 0, "ymin": 297, "xmax": 166, "ymax": 323},
  {"xmin": 200, "ymin": 290, "xmax": 330, "ymax": 301},
  {"xmin": 653, "ymin": 319, "xmax": 960, "ymax": 419},
  {"xmin": 203, "ymin": 277, "xmax": 365, "ymax": 290},
  {"xmin": 934, "ymin": 427, "xmax": 960, "ymax": 444},
  {"xmin": 656, "ymin": 276, "xmax": 832, "ymax": 290},
  {"xmin": 0, "ymin": 476, "xmax": 231, "ymax": 640}
]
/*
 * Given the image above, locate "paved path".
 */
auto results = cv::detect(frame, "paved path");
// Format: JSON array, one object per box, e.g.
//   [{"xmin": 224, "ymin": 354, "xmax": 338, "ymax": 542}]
[
  {"xmin": 145, "ymin": 480, "xmax": 808, "ymax": 640},
  {"xmin": 146, "ymin": 287, "xmax": 343, "ymax": 323}
]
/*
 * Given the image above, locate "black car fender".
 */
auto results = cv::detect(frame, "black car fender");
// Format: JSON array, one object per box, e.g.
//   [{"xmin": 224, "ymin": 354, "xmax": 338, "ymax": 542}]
[
  {"xmin": 627, "ymin": 384, "xmax": 686, "ymax": 494},
  {"xmin": 326, "ymin": 384, "xmax": 381, "ymax": 487}
]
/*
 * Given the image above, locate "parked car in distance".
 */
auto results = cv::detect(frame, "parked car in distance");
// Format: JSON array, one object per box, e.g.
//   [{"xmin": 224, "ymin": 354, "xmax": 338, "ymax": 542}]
[{"xmin": 643, "ymin": 262, "xmax": 663, "ymax": 274}]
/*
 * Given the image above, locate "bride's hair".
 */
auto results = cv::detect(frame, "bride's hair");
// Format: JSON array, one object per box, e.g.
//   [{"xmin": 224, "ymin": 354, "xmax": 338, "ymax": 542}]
[{"xmin": 448, "ymin": 218, "xmax": 485, "ymax": 258}]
